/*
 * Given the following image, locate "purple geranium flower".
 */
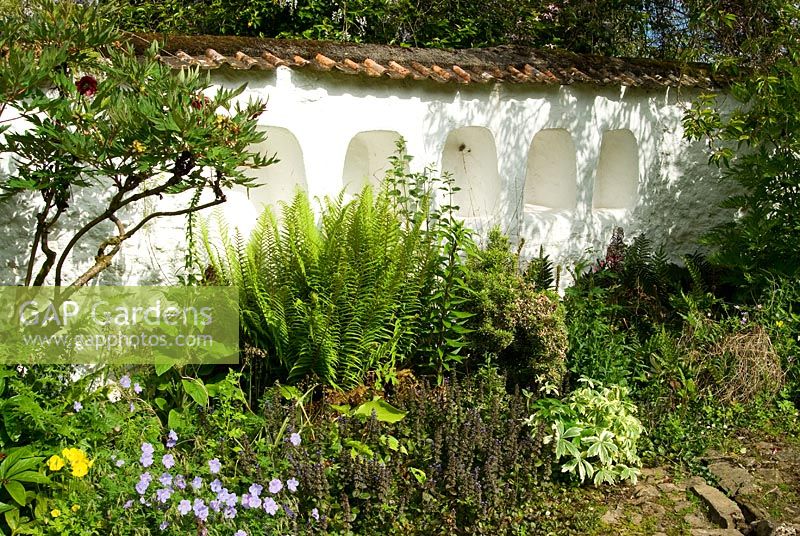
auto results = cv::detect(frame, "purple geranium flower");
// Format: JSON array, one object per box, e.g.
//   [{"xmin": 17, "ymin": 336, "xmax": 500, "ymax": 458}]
[
  {"xmin": 311, "ymin": 507, "xmax": 320, "ymax": 521},
  {"xmin": 289, "ymin": 432, "xmax": 301, "ymax": 446},
  {"xmin": 156, "ymin": 488, "xmax": 172, "ymax": 504},
  {"xmin": 193, "ymin": 498, "xmax": 209, "ymax": 522},
  {"xmin": 208, "ymin": 458, "xmax": 221, "ymax": 474},
  {"xmin": 166, "ymin": 430, "xmax": 178, "ymax": 448},
  {"xmin": 133, "ymin": 383, "xmax": 143, "ymax": 394},
  {"xmin": 119, "ymin": 374, "xmax": 131, "ymax": 389},
  {"xmin": 263, "ymin": 497, "xmax": 279, "ymax": 516},
  {"xmin": 174, "ymin": 474, "xmax": 186, "ymax": 490},
  {"xmin": 248, "ymin": 483, "xmax": 263, "ymax": 497},
  {"xmin": 223, "ymin": 505, "xmax": 237, "ymax": 519},
  {"xmin": 162, "ymin": 454, "xmax": 175, "ymax": 469},
  {"xmin": 286, "ymin": 477, "xmax": 299, "ymax": 493},
  {"xmin": 159, "ymin": 521, "xmax": 169, "ymax": 531},
  {"xmin": 177, "ymin": 500, "xmax": 191, "ymax": 516},
  {"xmin": 159, "ymin": 473, "xmax": 173, "ymax": 487},
  {"xmin": 210, "ymin": 478, "xmax": 223, "ymax": 493},
  {"xmin": 234, "ymin": 531, "xmax": 247, "ymax": 536},
  {"xmin": 191, "ymin": 476, "xmax": 203, "ymax": 490},
  {"xmin": 73, "ymin": 401, "xmax": 82, "ymax": 412},
  {"xmin": 268, "ymin": 478, "xmax": 283, "ymax": 494}
]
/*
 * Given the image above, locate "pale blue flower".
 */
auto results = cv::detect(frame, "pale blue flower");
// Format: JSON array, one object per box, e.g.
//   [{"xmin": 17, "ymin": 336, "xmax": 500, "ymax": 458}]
[
  {"xmin": 268, "ymin": 478, "xmax": 282, "ymax": 494},
  {"xmin": 263, "ymin": 497, "xmax": 279, "ymax": 516},
  {"xmin": 177, "ymin": 500, "xmax": 191, "ymax": 515},
  {"xmin": 166, "ymin": 430, "xmax": 178, "ymax": 448},
  {"xmin": 208, "ymin": 458, "xmax": 221, "ymax": 474}
]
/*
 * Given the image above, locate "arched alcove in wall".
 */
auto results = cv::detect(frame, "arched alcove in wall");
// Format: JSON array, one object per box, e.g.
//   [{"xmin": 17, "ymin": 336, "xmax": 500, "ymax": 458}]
[
  {"xmin": 441, "ymin": 127, "xmax": 502, "ymax": 218},
  {"xmin": 593, "ymin": 129, "xmax": 639, "ymax": 209},
  {"xmin": 244, "ymin": 127, "xmax": 307, "ymax": 208},
  {"xmin": 342, "ymin": 130, "xmax": 403, "ymax": 195},
  {"xmin": 524, "ymin": 129, "xmax": 577, "ymax": 210}
]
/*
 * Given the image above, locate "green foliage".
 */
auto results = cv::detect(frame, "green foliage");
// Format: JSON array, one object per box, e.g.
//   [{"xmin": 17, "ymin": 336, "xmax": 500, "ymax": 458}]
[
  {"xmin": 0, "ymin": 0, "xmax": 271, "ymax": 286},
  {"xmin": 204, "ymin": 187, "xmax": 433, "ymax": 390},
  {"xmin": 383, "ymin": 148, "xmax": 474, "ymax": 383},
  {"xmin": 682, "ymin": 3, "xmax": 800, "ymax": 291},
  {"xmin": 112, "ymin": 0, "xmax": 786, "ymax": 59},
  {"xmin": 530, "ymin": 379, "xmax": 644, "ymax": 485},
  {"xmin": 463, "ymin": 227, "xmax": 567, "ymax": 389}
]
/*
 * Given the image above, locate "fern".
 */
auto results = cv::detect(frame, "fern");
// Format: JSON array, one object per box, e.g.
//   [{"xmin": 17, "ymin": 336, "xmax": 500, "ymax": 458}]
[{"xmin": 202, "ymin": 186, "xmax": 435, "ymax": 391}]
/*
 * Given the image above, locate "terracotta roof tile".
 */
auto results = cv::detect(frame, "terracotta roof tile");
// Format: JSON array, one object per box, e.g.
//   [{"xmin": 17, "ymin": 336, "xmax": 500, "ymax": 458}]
[{"xmin": 132, "ymin": 33, "xmax": 728, "ymax": 89}]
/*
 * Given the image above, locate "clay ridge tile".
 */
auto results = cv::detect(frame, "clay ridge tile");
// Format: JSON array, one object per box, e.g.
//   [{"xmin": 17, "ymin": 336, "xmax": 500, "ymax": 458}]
[{"xmin": 129, "ymin": 32, "xmax": 728, "ymax": 89}]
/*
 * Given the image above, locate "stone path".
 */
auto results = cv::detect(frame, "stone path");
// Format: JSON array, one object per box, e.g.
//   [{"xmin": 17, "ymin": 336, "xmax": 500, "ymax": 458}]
[{"xmin": 598, "ymin": 439, "xmax": 800, "ymax": 536}]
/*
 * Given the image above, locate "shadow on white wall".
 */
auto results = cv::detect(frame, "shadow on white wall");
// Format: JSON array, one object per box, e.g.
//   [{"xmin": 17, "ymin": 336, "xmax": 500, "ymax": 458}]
[
  {"xmin": 441, "ymin": 126, "xmax": 502, "ymax": 219},
  {"xmin": 342, "ymin": 130, "xmax": 403, "ymax": 195},
  {"xmin": 593, "ymin": 129, "xmax": 639, "ymax": 210},
  {"xmin": 243, "ymin": 126, "xmax": 308, "ymax": 209},
  {"xmin": 524, "ymin": 128, "xmax": 578, "ymax": 210}
]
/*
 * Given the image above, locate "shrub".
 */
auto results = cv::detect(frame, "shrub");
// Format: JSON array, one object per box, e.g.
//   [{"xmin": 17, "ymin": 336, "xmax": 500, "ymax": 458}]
[
  {"xmin": 463, "ymin": 227, "xmax": 567, "ymax": 389},
  {"xmin": 529, "ymin": 378, "xmax": 644, "ymax": 485}
]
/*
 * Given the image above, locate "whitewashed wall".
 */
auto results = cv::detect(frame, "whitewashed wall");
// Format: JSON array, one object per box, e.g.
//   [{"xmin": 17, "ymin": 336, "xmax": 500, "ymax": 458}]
[{"xmin": 0, "ymin": 66, "xmax": 736, "ymax": 286}]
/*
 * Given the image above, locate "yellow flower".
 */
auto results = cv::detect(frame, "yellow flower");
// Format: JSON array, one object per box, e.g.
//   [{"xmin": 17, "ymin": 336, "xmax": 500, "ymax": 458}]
[
  {"xmin": 71, "ymin": 460, "xmax": 89, "ymax": 478},
  {"xmin": 132, "ymin": 140, "xmax": 146, "ymax": 154},
  {"xmin": 50, "ymin": 509, "xmax": 61, "ymax": 518},
  {"xmin": 47, "ymin": 455, "xmax": 65, "ymax": 472},
  {"xmin": 71, "ymin": 504, "xmax": 80, "ymax": 513},
  {"xmin": 777, "ymin": 320, "xmax": 785, "ymax": 328},
  {"xmin": 60, "ymin": 448, "xmax": 92, "ymax": 478}
]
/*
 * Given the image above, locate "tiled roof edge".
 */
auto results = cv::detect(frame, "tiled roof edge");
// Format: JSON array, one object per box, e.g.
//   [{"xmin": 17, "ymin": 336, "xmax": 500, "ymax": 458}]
[{"xmin": 127, "ymin": 32, "xmax": 728, "ymax": 89}]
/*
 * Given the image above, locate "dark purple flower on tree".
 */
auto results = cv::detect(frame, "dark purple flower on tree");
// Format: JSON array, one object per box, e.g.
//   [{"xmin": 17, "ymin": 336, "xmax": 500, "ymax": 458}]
[{"xmin": 76, "ymin": 75, "xmax": 97, "ymax": 97}]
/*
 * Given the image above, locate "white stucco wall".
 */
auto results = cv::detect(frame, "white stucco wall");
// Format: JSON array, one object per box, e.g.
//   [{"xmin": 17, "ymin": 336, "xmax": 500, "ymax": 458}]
[{"xmin": 0, "ymin": 66, "xmax": 736, "ymax": 287}]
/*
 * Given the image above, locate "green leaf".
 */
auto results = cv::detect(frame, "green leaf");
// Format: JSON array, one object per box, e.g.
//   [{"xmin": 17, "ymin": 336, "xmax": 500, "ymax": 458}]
[
  {"xmin": 353, "ymin": 398, "xmax": 407, "ymax": 423},
  {"xmin": 409, "ymin": 467, "xmax": 427, "ymax": 484},
  {"xmin": 9, "ymin": 472, "xmax": 49, "ymax": 485},
  {"xmin": 155, "ymin": 363, "xmax": 173, "ymax": 376},
  {"xmin": 181, "ymin": 378, "xmax": 208, "ymax": 407},
  {"xmin": 168, "ymin": 409, "xmax": 185, "ymax": 430},
  {"xmin": 4, "ymin": 481, "xmax": 26, "ymax": 506}
]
